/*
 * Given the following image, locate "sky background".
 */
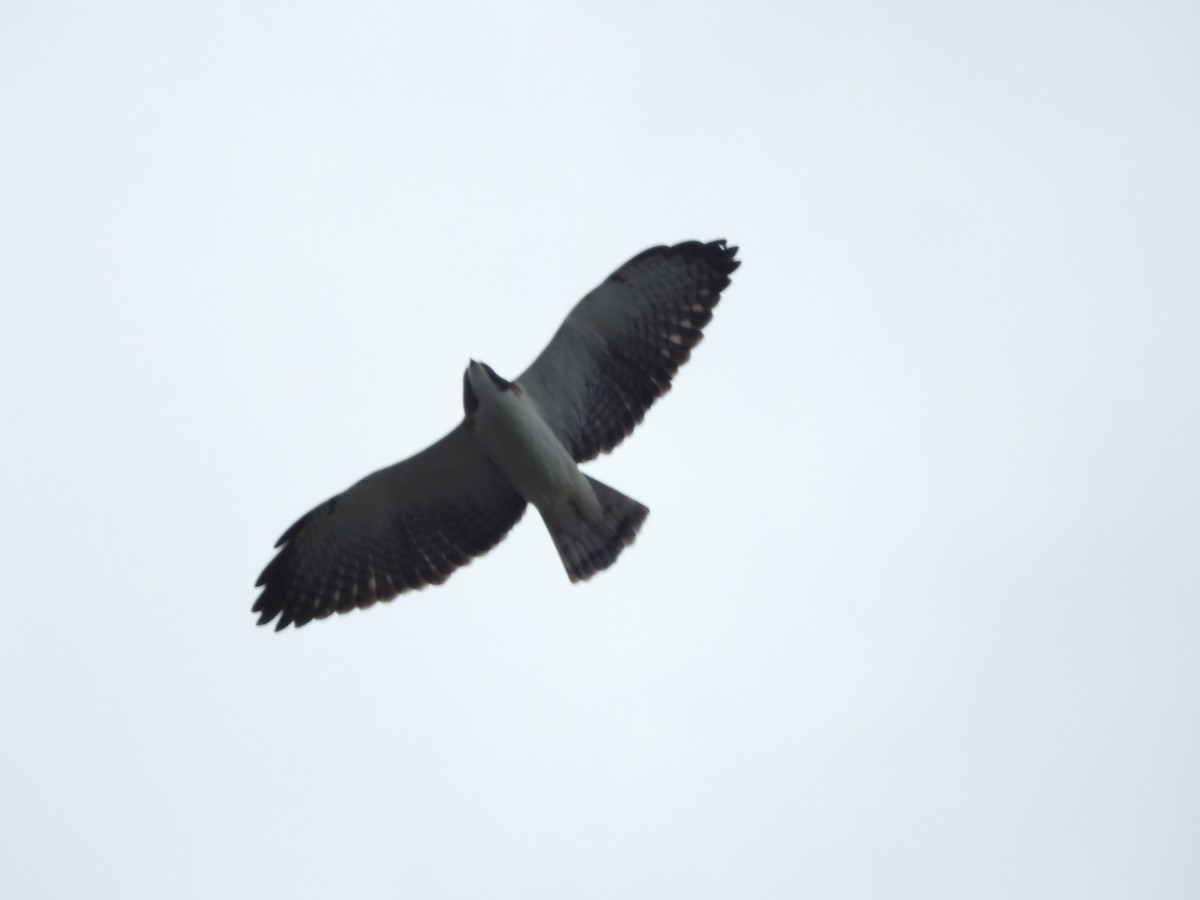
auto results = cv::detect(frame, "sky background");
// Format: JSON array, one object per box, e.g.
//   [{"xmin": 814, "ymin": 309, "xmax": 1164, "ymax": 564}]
[{"xmin": 2, "ymin": 1, "xmax": 1198, "ymax": 897}]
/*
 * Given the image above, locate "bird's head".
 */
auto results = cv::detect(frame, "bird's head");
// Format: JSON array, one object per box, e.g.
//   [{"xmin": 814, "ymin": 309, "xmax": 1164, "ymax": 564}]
[{"xmin": 463, "ymin": 359, "xmax": 515, "ymax": 416}]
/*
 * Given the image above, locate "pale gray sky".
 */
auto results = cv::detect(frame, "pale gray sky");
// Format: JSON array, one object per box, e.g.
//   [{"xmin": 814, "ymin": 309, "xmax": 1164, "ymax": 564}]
[{"xmin": 2, "ymin": 1, "xmax": 1198, "ymax": 897}]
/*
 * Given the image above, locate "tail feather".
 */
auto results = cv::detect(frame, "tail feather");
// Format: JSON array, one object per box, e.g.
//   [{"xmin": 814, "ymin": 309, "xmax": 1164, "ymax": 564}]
[{"xmin": 546, "ymin": 476, "xmax": 649, "ymax": 582}]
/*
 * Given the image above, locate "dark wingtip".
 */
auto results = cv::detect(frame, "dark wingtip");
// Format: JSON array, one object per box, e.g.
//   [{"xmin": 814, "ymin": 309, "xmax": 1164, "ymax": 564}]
[
  {"xmin": 702, "ymin": 238, "xmax": 740, "ymax": 276},
  {"xmin": 620, "ymin": 238, "xmax": 740, "ymax": 279}
]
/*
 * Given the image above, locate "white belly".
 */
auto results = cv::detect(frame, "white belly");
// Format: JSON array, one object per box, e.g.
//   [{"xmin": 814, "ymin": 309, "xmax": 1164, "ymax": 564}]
[{"xmin": 472, "ymin": 389, "xmax": 593, "ymax": 513}]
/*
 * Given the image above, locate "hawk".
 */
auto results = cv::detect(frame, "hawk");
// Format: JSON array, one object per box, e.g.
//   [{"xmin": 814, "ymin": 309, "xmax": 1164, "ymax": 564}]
[{"xmin": 254, "ymin": 239, "xmax": 740, "ymax": 629}]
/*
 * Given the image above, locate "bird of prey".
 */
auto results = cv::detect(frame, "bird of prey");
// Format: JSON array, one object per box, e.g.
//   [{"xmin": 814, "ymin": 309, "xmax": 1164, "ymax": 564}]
[{"xmin": 253, "ymin": 239, "xmax": 740, "ymax": 629}]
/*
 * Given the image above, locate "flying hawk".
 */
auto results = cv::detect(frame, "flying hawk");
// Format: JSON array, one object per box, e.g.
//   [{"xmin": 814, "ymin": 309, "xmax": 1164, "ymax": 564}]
[{"xmin": 254, "ymin": 239, "xmax": 740, "ymax": 629}]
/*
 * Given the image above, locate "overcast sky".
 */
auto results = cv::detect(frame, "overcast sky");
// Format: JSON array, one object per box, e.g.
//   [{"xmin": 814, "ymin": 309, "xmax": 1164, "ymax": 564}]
[{"xmin": 2, "ymin": 1, "xmax": 1198, "ymax": 897}]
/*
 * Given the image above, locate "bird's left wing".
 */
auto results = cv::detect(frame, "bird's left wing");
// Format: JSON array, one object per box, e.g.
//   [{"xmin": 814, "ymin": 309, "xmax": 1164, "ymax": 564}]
[
  {"xmin": 516, "ymin": 240, "xmax": 739, "ymax": 462},
  {"xmin": 253, "ymin": 423, "xmax": 526, "ymax": 630}
]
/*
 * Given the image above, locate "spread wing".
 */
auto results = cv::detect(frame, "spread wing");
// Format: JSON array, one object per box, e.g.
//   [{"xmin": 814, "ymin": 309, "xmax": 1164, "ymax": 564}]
[
  {"xmin": 516, "ymin": 239, "xmax": 739, "ymax": 462},
  {"xmin": 253, "ymin": 423, "xmax": 526, "ymax": 630}
]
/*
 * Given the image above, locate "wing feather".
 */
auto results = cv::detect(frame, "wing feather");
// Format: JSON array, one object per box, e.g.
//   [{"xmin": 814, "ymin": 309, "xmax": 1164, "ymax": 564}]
[
  {"xmin": 253, "ymin": 423, "xmax": 526, "ymax": 630},
  {"xmin": 517, "ymin": 239, "xmax": 739, "ymax": 462}
]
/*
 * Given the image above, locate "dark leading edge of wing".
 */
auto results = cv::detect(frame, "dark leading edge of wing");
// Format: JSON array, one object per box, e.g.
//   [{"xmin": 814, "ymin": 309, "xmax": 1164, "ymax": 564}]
[
  {"xmin": 253, "ymin": 425, "xmax": 527, "ymax": 630},
  {"xmin": 518, "ymin": 239, "xmax": 740, "ymax": 463}
]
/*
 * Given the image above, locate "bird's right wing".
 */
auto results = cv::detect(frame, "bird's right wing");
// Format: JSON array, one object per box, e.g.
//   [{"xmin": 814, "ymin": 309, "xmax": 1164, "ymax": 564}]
[
  {"xmin": 253, "ymin": 423, "xmax": 526, "ymax": 630},
  {"xmin": 516, "ymin": 240, "xmax": 739, "ymax": 462}
]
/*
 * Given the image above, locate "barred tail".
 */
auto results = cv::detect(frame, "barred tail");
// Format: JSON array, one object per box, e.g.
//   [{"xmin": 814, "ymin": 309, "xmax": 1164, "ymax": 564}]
[{"xmin": 546, "ymin": 476, "xmax": 649, "ymax": 582}]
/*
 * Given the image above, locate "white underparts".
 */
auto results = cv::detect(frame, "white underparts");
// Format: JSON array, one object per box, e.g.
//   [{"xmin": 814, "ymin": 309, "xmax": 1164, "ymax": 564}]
[{"xmin": 465, "ymin": 362, "xmax": 646, "ymax": 580}]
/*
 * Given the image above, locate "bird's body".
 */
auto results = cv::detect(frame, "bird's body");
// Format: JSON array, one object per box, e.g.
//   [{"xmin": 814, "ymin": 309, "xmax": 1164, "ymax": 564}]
[
  {"xmin": 254, "ymin": 239, "xmax": 739, "ymax": 629},
  {"xmin": 463, "ymin": 359, "xmax": 645, "ymax": 580},
  {"xmin": 464, "ymin": 362, "xmax": 586, "ymax": 511}
]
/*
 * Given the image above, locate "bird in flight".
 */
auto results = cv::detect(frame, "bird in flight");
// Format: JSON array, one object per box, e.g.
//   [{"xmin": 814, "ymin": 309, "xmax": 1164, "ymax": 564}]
[{"xmin": 253, "ymin": 239, "xmax": 740, "ymax": 629}]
